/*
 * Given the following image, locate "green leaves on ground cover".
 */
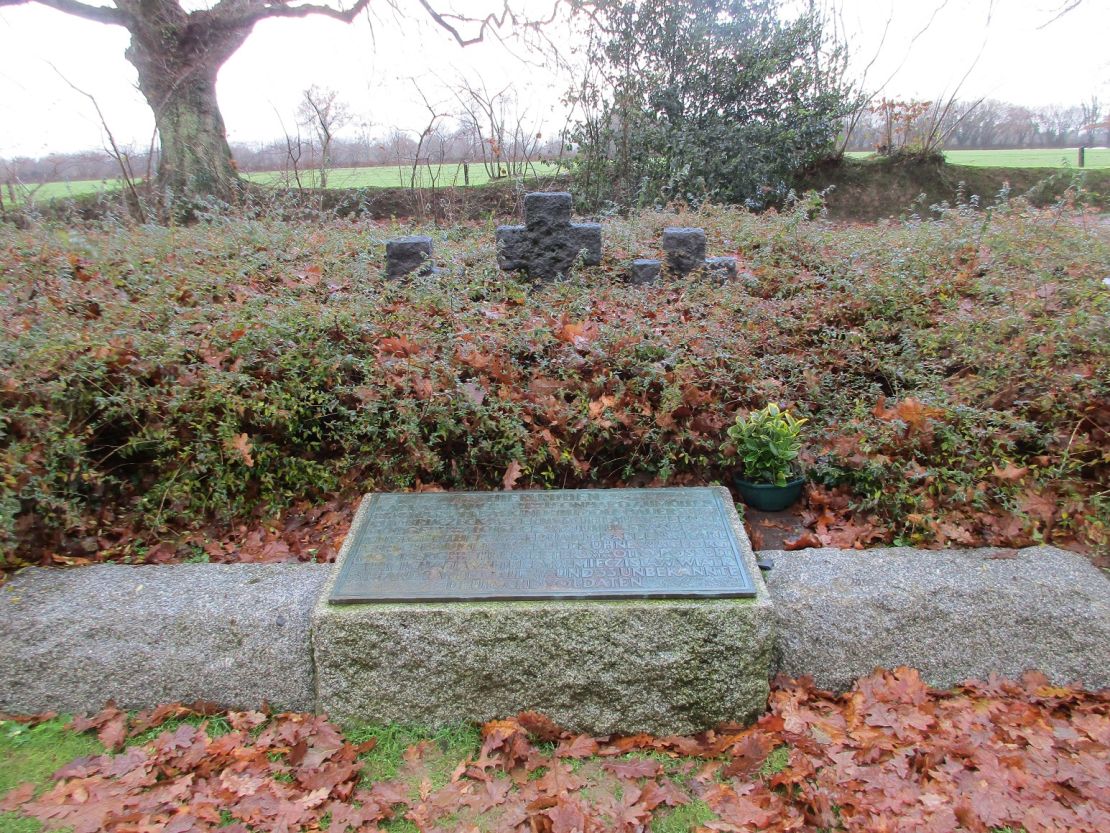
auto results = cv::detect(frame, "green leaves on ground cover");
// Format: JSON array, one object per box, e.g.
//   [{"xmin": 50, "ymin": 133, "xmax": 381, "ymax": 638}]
[
  {"xmin": 1, "ymin": 669, "xmax": 1107, "ymax": 832},
  {"xmin": 1, "ymin": 201, "xmax": 1107, "ymax": 566}
]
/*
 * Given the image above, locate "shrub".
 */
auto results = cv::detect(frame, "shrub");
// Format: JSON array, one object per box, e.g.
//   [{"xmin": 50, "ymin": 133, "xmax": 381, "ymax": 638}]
[
  {"xmin": 0, "ymin": 200, "xmax": 1106, "ymax": 565},
  {"xmin": 727, "ymin": 404, "xmax": 806, "ymax": 486}
]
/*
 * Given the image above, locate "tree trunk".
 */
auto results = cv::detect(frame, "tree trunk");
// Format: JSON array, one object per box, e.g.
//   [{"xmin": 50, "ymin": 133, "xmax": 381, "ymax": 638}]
[
  {"xmin": 149, "ymin": 71, "xmax": 240, "ymax": 203},
  {"xmin": 125, "ymin": 14, "xmax": 249, "ymax": 211}
]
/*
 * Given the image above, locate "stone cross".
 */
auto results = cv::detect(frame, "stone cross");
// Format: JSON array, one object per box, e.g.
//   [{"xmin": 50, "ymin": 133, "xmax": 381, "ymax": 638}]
[
  {"xmin": 659, "ymin": 227, "xmax": 738, "ymax": 283},
  {"xmin": 496, "ymin": 192, "xmax": 602, "ymax": 282},
  {"xmin": 385, "ymin": 235, "xmax": 434, "ymax": 279}
]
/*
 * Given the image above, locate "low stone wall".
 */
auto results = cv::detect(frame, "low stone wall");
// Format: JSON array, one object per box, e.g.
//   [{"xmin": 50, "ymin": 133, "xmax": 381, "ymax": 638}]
[
  {"xmin": 764, "ymin": 545, "xmax": 1110, "ymax": 692},
  {"xmin": 0, "ymin": 564, "xmax": 326, "ymax": 715},
  {"xmin": 1, "ymin": 546, "xmax": 1107, "ymax": 721}
]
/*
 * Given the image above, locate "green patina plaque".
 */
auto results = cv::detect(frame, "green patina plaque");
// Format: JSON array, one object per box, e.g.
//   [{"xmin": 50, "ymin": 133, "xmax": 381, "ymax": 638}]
[{"xmin": 329, "ymin": 487, "xmax": 756, "ymax": 603}]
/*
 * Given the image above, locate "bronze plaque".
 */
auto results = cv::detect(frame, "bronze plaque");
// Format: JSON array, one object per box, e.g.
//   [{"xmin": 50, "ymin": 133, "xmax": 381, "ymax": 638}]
[{"xmin": 329, "ymin": 488, "xmax": 756, "ymax": 603}]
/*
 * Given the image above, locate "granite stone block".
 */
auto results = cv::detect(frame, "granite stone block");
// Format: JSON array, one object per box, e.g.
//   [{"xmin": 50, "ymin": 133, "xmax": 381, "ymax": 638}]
[
  {"xmin": 312, "ymin": 491, "xmax": 774, "ymax": 734},
  {"xmin": 0, "ymin": 564, "xmax": 327, "ymax": 714},
  {"xmin": 629, "ymin": 258, "xmax": 662, "ymax": 285},
  {"xmin": 385, "ymin": 235, "xmax": 434, "ymax": 279},
  {"xmin": 764, "ymin": 546, "xmax": 1110, "ymax": 691},
  {"xmin": 705, "ymin": 256, "xmax": 738, "ymax": 283}
]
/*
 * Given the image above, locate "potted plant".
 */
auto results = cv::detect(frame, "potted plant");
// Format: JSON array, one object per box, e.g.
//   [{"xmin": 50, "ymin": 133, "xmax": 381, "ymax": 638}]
[{"xmin": 725, "ymin": 403, "xmax": 807, "ymax": 511}]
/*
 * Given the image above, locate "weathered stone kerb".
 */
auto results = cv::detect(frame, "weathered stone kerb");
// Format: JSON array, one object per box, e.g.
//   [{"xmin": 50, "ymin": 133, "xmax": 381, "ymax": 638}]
[
  {"xmin": 2, "ymin": 543, "xmax": 1107, "ymax": 724},
  {"xmin": 0, "ymin": 564, "xmax": 326, "ymax": 715},
  {"xmin": 766, "ymin": 546, "xmax": 1110, "ymax": 692}
]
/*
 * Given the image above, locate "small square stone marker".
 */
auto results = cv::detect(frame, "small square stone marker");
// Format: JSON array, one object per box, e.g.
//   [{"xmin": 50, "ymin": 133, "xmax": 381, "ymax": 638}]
[
  {"xmin": 662, "ymin": 227, "xmax": 707, "ymax": 276},
  {"xmin": 629, "ymin": 258, "xmax": 662, "ymax": 285},
  {"xmin": 385, "ymin": 235, "xmax": 434, "ymax": 278},
  {"xmin": 705, "ymin": 256, "xmax": 738, "ymax": 283},
  {"xmin": 328, "ymin": 487, "xmax": 756, "ymax": 603}
]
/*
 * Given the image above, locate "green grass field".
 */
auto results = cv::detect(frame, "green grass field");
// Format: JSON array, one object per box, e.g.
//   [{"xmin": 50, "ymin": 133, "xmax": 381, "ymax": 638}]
[
  {"xmin": 5, "ymin": 150, "xmax": 1106, "ymax": 207},
  {"xmin": 2, "ymin": 161, "xmax": 564, "ymax": 206},
  {"xmin": 846, "ymin": 147, "xmax": 1109, "ymax": 168},
  {"xmin": 245, "ymin": 160, "xmax": 561, "ymax": 189}
]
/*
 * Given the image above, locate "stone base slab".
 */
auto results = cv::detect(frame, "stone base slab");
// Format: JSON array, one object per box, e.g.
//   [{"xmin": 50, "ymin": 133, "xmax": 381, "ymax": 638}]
[
  {"xmin": 311, "ymin": 493, "xmax": 774, "ymax": 734},
  {"xmin": 312, "ymin": 595, "xmax": 774, "ymax": 735}
]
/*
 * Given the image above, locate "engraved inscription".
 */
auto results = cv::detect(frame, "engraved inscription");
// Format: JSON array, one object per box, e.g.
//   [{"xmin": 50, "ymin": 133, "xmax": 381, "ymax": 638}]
[{"xmin": 329, "ymin": 488, "xmax": 755, "ymax": 602}]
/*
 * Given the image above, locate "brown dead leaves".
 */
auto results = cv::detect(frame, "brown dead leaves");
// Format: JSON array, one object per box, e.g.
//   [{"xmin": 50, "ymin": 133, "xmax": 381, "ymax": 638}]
[
  {"xmin": 6, "ymin": 669, "xmax": 1108, "ymax": 833},
  {"xmin": 782, "ymin": 484, "xmax": 887, "ymax": 550},
  {"xmin": 223, "ymin": 433, "xmax": 254, "ymax": 468}
]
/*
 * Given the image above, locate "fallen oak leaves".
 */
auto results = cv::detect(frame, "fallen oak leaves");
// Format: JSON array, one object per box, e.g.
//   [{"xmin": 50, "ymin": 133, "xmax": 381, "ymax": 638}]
[
  {"xmin": 782, "ymin": 484, "xmax": 887, "ymax": 551},
  {"xmin": 4, "ymin": 668, "xmax": 1108, "ymax": 833}
]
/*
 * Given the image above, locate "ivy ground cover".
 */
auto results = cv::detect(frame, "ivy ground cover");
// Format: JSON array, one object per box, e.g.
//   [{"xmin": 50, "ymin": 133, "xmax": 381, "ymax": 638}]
[{"xmin": 1, "ymin": 201, "xmax": 1107, "ymax": 568}]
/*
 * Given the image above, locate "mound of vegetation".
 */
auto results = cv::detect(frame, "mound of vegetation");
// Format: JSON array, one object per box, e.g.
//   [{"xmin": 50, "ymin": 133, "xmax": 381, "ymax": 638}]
[
  {"xmin": 796, "ymin": 155, "xmax": 1110, "ymax": 220},
  {"xmin": 1, "ymin": 198, "xmax": 1107, "ymax": 567}
]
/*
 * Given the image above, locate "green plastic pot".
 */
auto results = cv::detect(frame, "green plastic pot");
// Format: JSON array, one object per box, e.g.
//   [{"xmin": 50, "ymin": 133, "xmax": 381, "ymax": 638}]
[{"xmin": 733, "ymin": 474, "xmax": 805, "ymax": 512}]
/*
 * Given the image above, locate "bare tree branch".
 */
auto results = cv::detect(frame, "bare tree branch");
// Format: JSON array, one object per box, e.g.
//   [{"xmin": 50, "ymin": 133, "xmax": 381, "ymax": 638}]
[
  {"xmin": 47, "ymin": 60, "xmax": 146, "ymax": 221},
  {"xmin": 1038, "ymin": 0, "xmax": 1084, "ymax": 30},
  {"xmin": 0, "ymin": 0, "xmax": 128, "ymax": 25},
  {"xmin": 203, "ymin": 0, "xmax": 371, "ymax": 31}
]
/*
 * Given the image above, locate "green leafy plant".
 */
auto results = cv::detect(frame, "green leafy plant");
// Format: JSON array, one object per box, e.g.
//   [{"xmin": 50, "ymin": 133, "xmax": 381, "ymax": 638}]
[{"xmin": 726, "ymin": 403, "xmax": 806, "ymax": 486}]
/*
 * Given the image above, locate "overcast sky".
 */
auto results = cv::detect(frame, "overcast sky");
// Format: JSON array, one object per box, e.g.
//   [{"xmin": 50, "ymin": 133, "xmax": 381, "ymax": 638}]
[{"xmin": 0, "ymin": 0, "xmax": 1107, "ymax": 159}]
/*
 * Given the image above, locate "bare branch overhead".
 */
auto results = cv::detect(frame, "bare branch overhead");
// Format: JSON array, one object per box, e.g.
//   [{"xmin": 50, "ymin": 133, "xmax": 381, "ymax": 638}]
[
  {"xmin": 203, "ymin": 0, "xmax": 372, "ymax": 30},
  {"xmin": 0, "ymin": 0, "xmax": 129, "ymax": 25}
]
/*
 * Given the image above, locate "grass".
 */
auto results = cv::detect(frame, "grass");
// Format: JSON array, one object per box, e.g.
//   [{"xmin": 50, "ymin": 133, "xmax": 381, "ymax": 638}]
[
  {"xmin": 346, "ymin": 722, "xmax": 481, "ymax": 784},
  {"xmin": 846, "ymin": 147, "xmax": 1110, "ymax": 168},
  {"xmin": 2, "ymin": 161, "xmax": 563, "ymax": 206},
  {"xmin": 244, "ymin": 160, "xmax": 561, "ymax": 190},
  {"xmin": 0, "ymin": 717, "xmax": 483, "ymax": 832},
  {"xmin": 1, "ymin": 178, "xmax": 126, "ymax": 205},
  {"xmin": 124, "ymin": 714, "xmax": 233, "ymax": 747},
  {"xmin": 650, "ymin": 799, "xmax": 716, "ymax": 832},
  {"xmin": 759, "ymin": 745, "xmax": 790, "ymax": 777},
  {"xmin": 0, "ymin": 717, "xmax": 102, "ymax": 833},
  {"xmin": 0, "ymin": 701, "xmax": 1082, "ymax": 833}
]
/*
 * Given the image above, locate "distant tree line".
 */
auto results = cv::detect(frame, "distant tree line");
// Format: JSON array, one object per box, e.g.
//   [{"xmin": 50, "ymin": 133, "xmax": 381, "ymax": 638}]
[
  {"xmin": 5, "ymin": 91, "xmax": 1106, "ymax": 192},
  {"xmin": 1, "ymin": 118, "xmax": 565, "ymax": 187},
  {"xmin": 2, "ymin": 0, "xmax": 1105, "ymax": 213},
  {"xmin": 843, "ymin": 97, "xmax": 1106, "ymax": 154}
]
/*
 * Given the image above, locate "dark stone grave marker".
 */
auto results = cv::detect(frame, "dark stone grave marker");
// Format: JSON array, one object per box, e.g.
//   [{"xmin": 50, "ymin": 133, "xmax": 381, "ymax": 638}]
[
  {"xmin": 662, "ymin": 227, "xmax": 707, "ymax": 276},
  {"xmin": 496, "ymin": 192, "xmax": 602, "ymax": 281},
  {"xmin": 705, "ymin": 256, "xmax": 738, "ymax": 283},
  {"xmin": 629, "ymin": 258, "xmax": 662, "ymax": 285},
  {"xmin": 385, "ymin": 235, "xmax": 435, "ymax": 278}
]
